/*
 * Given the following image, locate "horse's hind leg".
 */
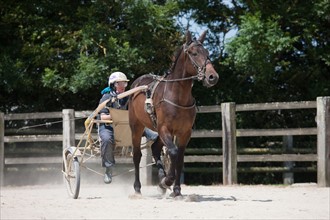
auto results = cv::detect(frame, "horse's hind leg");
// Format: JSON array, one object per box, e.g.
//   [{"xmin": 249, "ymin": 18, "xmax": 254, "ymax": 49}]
[
  {"xmin": 133, "ymin": 143, "xmax": 142, "ymax": 194},
  {"xmin": 131, "ymin": 125, "xmax": 144, "ymax": 194}
]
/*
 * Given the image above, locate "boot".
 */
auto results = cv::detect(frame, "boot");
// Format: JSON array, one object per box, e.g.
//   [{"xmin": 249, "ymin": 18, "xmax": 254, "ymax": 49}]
[{"xmin": 104, "ymin": 167, "xmax": 112, "ymax": 184}]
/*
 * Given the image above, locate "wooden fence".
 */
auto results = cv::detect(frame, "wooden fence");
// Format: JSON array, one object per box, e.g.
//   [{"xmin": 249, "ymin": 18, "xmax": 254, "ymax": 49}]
[{"xmin": 0, "ymin": 97, "xmax": 329, "ymax": 187}]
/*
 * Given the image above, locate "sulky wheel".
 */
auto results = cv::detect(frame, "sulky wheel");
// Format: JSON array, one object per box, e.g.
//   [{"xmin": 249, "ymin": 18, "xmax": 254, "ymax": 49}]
[{"xmin": 63, "ymin": 152, "xmax": 80, "ymax": 199}]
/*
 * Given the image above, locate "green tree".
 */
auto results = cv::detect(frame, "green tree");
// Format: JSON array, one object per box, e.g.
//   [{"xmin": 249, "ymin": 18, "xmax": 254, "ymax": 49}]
[
  {"xmin": 176, "ymin": 0, "xmax": 238, "ymax": 106},
  {"xmin": 178, "ymin": 0, "xmax": 330, "ymax": 103},
  {"xmin": 0, "ymin": 0, "xmax": 180, "ymax": 113},
  {"xmin": 224, "ymin": 0, "xmax": 330, "ymax": 102}
]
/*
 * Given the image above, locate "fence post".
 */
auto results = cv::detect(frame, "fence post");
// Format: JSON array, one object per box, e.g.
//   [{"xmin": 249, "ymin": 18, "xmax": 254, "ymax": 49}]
[
  {"xmin": 221, "ymin": 102, "xmax": 237, "ymax": 185},
  {"xmin": 317, "ymin": 97, "xmax": 330, "ymax": 187},
  {"xmin": 62, "ymin": 109, "xmax": 75, "ymax": 150},
  {"xmin": 0, "ymin": 112, "xmax": 4, "ymax": 186},
  {"xmin": 283, "ymin": 135, "xmax": 294, "ymax": 184}
]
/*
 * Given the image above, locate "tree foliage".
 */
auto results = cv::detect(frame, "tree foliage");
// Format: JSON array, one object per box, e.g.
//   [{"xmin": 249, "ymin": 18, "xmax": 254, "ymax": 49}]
[
  {"xmin": 224, "ymin": 0, "xmax": 330, "ymax": 102},
  {"xmin": 1, "ymin": 0, "xmax": 329, "ymax": 113},
  {"xmin": 0, "ymin": 0, "xmax": 180, "ymax": 112},
  {"xmin": 178, "ymin": 0, "xmax": 330, "ymax": 103}
]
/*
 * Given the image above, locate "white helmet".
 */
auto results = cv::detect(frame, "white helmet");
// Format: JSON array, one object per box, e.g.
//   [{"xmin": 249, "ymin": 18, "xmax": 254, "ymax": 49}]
[{"xmin": 108, "ymin": 71, "xmax": 129, "ymax": 86}]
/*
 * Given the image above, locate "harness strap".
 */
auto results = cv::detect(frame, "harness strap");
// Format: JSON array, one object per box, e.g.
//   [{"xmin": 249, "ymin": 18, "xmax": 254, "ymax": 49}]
[
  {"xmin": 141, "ymin": 39, "xmax": 208, "ymax": 127},
  {"xmin": 160, "ymin": 98, "xmax": 196, "ymax": 109},
  {"xmin": 144, "ymin": 74, "xmax": 197, "ymax": 130},
  {"xmin": 145, "ymin": 79, "xmax": 162, "ymax": 129}
]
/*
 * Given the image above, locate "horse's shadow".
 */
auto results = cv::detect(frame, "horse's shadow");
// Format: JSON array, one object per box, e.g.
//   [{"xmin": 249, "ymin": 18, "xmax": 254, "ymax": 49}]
[
  {"xmin": 130, "ymin": 189, "xmax": 274, "ymax": 203},
  {"xmin": 182, "ymin": 194, "xmax": 273, "ymax": 203},
  {"xmin": 152, "ymin": 193, "xmax": 273, "ymax": 203},
  {"xmin": 129, "ymin": 192, "xmax": 275, "ymax": 204},
  {"xmin": 182, "ymin": 194, "xmax": 237, "ymax": 202},
  {"xmin": 147, "ymin": 193, "xmax": 237, "ymax": 202},
  {"xmin": 196, "ymin": 195, "xmax": 237, "ymax": 202}
]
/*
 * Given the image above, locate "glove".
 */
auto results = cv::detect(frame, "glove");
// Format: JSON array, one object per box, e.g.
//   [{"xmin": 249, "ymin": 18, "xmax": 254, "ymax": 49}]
[{"xmin": 106, "ymin": 95, "xmax": 117, "ymax": 107}]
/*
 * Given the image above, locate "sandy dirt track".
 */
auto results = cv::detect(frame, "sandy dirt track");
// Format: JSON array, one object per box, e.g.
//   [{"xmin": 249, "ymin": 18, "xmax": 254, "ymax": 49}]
[{"xmin": 1, "ymin": 182, "xmax": 329, "ymax": 220}]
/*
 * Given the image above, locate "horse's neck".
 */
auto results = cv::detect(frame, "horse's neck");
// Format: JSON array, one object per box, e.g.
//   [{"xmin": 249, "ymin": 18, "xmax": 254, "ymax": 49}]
[{"xmin": 165, "ymin": 56, "xmax": 195, "ymax": 106}]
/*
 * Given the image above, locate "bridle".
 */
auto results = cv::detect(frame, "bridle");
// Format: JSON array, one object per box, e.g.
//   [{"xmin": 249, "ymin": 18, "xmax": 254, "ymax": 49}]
[
  {"xmin": 144, "ymin": 41, "xmax": 211, "ymax": 113},
  {"xmin": 183, "ymin": 41, "xmax": 210, "ymax": 82},
  {"xmin": 153, "ymin": 41, "xmax": 210, "ymax": 83}
]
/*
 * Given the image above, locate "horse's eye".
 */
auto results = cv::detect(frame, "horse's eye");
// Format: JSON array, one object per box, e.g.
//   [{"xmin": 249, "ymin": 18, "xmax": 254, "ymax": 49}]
[{"xmin": 191, "ymin": 52, "xmax": 198, "ymax": 56}]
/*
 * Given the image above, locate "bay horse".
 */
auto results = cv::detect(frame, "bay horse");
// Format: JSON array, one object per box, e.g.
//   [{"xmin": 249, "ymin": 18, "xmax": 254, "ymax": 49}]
[{"xmin": 128, "ymin": 30, "xmax": 219, "ymax": 197}]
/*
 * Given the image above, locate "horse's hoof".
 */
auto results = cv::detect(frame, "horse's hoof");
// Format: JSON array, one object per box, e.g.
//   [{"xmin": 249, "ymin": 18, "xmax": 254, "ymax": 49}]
[
  {"xmin": 174, "ymin": 195, "xmax": 184, "ymax": 200},
  {"xmin": 169, "ymin": 191, "xmax": 183, "ymax": 199},
  {"xmin": 160, "ymin": 177, "xmax": 171, "ymax": 190},
  {"xmin": 134, "ymin": 184, "xmax": 141, "ymax": 194},
  {"xmin": 169, "ymin": 185, "xmax": 182, "ymax": 198}
]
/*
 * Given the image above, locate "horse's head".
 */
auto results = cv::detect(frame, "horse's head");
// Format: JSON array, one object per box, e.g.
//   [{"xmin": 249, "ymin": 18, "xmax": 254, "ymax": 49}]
[{"xmin": 184, "ymin": 30, "xmax": 219, "ymax": 88}]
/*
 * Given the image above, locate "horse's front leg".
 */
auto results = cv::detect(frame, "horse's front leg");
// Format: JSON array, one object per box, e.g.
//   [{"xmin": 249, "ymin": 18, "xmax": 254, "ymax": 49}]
[
  {"xmin": 170, "ymin": 134, "xmax": 190, "ymax": 197},
  {"xmin": 159, "ymin": 135, "xmax": 177, "ymax": 190}
]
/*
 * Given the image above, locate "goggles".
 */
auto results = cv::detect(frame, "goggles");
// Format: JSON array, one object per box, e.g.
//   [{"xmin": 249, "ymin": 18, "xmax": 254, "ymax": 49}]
[{"xmin": 116, "ymin": 81, "xmax": 128, "ymax": 88}]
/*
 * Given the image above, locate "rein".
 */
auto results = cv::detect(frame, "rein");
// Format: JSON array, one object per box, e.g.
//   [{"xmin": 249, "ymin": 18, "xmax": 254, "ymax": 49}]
[
  {"xmin": 146, "ymin": 41, "xmax": 209, "ymax": 110},
  {"xmin": 145, "ymin": 75, "xmax": 196, "ymax": 110},
  {"xmin": 150, "ymin": 42, "xmax": 209, "ymax": 83},
  {"xmin": 151, "ymin": 41, "xmax": 209, "ymax": 83},
  {"xmin": 150, "ymin": 73, "xmax": 199, "ymax": 82}
]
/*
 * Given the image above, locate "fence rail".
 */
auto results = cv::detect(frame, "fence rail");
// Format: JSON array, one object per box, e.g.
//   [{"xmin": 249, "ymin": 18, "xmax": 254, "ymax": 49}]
[{"xmin": 0, "ymin": 97, "xmax": 329, "ymax": 187}]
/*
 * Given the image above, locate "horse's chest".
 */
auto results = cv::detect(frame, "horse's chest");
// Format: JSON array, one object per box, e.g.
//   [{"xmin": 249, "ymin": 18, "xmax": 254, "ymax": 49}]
[{"xmin": 165, "ymin": 109, "xmax": 196, "ymax": 126}]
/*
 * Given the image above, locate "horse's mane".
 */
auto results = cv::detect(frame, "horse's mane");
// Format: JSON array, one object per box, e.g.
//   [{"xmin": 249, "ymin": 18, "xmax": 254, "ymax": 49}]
[
  {"xmin": 167, "ymin": 38, "xmax": 196, "ymax": 76},
  {"xmin": 167, "ymin": 45, "xmax": 184, "ymax": 75}
]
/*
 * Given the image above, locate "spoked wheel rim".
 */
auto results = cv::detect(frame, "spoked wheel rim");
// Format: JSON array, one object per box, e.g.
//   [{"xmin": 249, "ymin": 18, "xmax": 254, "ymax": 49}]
[{"xmin": 63, "ymin": 153, "xmax": 80, "ymax": 199}]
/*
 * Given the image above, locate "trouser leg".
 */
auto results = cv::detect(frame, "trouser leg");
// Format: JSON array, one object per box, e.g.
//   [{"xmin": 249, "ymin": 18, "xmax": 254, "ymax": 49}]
[
  {"xmin": 99, "ymin": 125, "xmax": 115, "ymax": 168},
  {"xmin": 143, "ymin": 128, "xmax": 158, "ymax": 141}
]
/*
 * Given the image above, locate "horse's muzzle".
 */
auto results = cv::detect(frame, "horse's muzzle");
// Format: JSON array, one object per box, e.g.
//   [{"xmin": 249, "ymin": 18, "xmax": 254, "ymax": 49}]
[
  {"xmin": 203, "ymin": 72, "xmax": 219, "ymax": 88},
  {"xmin": 203, "ymin": 63, "xmax": 219, "ymax": 88}
]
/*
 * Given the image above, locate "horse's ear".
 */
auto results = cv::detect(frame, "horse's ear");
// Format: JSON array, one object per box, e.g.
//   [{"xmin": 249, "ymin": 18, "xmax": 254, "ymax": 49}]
[
  {"xmin": 186, "ymin": 30, "xmax": 192, "ymax": 44},
  {"xmin": 198, "ymin": 30, "xmax": 208, "ymax": 44}
]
